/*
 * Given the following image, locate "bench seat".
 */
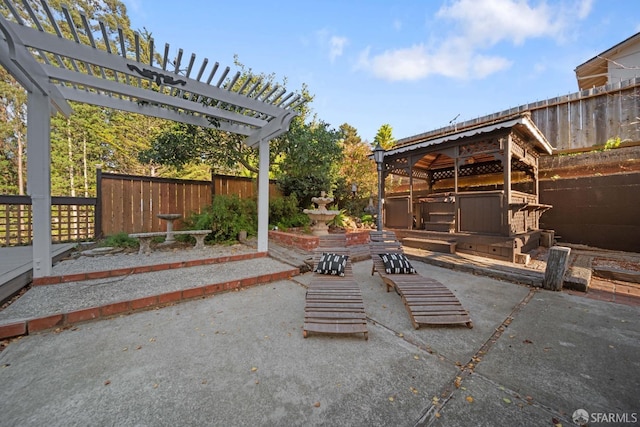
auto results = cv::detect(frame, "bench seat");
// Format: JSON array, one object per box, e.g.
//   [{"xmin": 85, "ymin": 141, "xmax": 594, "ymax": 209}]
[{"xmin": 129, "ymin": 230, "xmax": 212, "ymax": 254}]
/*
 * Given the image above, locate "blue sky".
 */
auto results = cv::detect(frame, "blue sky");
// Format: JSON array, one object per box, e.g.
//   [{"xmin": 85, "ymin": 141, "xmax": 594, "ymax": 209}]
[{"xmin": 121, "ymin": 0, "xmax": 640, "ymax": 143}]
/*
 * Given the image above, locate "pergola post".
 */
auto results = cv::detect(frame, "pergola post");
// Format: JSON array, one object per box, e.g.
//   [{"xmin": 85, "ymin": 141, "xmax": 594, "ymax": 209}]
[
  {"xmin": 27, "ymin": 91, "xmax": 52, "ymax": 277},
  {"xmin": 257, "ymin": 138, "xmax": 269, "ymax": 252}
]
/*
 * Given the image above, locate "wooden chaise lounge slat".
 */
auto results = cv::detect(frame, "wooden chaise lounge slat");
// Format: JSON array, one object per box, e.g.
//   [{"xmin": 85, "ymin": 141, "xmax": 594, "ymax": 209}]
[
  {"xmin": 303, "ymin": 233, "xmax": 368, "ymax": 339},
  {"xmin": 369, "ymin": 231, "xmax": 473, "ymax": 329}
]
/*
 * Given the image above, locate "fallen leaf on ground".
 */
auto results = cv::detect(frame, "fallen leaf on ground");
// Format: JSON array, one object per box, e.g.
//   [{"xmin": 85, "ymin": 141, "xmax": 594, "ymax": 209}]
[
  {"xmin": 503, "ymin": 398, "xmax": 511, "ymax": 404},
  {"xmin": 466, "ymin": 396, "xmax": 474, "ymax": 403},
  {"xmin": 388, "ymin": 396, "xmax": 395, "ymax": 402},
  {"xmin": 454, "ymin": 376, "xmax": 462, "ymax": 388},
  {"xmin": 313, "ymin": 402, "xmax": 320, "ymax": 407},
  {"xmin": 251, "ymin": 367, "xmax": 258, "ymax": 372}
]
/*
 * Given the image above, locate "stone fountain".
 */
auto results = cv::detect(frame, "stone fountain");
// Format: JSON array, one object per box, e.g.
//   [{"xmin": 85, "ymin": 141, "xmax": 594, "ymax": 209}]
[{"xmin": 303, "ymin": 192, "xmax": 340, "ymax": 236}]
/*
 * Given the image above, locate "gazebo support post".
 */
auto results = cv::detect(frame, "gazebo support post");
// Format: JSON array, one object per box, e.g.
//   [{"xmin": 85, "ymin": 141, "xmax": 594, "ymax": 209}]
[
  {"xmin": 503, "ymin": 136, "xmax": 513, "ymax": 236},
  {"xmin": 27, "ymin": 91, "xmax": 53, "ymax": 277},
  {"xmin": 257, "ymin": 138, "xmax": 269, "ymax": 252}
]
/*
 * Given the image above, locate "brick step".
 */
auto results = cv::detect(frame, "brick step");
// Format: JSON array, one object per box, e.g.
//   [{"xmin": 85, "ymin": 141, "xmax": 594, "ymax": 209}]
[{"xmin": 403, "ymin": 237, "xmax": 457, "ymax": 254}]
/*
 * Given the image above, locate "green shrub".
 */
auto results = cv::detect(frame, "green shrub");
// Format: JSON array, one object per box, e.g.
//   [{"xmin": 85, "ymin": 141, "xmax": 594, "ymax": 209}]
[
  {"xmin": 360, "ymin": 213, "xmax": 375, "ymax": 226},
  {"xmin": 184, "ymin": 195, "xmax": 257, "ymax": 243},
  {"xmin": 269, "ymin": 194, "xmax": 310, "ymax": 230},
  {"xmin": 101, "ymin": 232, "xmax": 139, "ymax": 248},
  {"xmin": 327, "ymin": 208, "xmax": 347, "ymax": 228}
]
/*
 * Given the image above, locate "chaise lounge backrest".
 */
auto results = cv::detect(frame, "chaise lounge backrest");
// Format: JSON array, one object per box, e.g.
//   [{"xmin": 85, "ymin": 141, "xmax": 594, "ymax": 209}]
[{"xmin": 312, "ymin": 233, "xmax": 353, "ymax": 278}]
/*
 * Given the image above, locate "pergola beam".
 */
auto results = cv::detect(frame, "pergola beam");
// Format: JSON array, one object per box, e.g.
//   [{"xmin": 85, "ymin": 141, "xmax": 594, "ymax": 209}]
[
  {"xmin": 57, "ymin": 88, "xmax": 254, "ymax": 135},
  {"xmin": 0, "ymin": 17, "xmax": 72, "ymax": 116},
  {"xmin": 6, "ymin": 20, "xmax": 289, "ymax": 119},
  {"xmin": 47, "ymin": 65, "xmax": 267, "ymax": 128}
]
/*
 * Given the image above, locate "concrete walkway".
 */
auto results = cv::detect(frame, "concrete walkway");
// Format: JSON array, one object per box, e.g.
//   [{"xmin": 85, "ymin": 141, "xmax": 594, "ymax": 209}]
[{"xmin": 0, "ymin": 247, "xmax": 638, "ymax": 426}]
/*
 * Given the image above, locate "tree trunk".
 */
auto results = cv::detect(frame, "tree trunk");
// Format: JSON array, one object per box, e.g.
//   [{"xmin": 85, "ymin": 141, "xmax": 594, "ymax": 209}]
[
  {"xmin": 83, "ymin": 134, "xmax": 89, "ymax": 197},
  {"xmin": 17, "ymin": 130, "xmax": 24, "ymax": 195},
  {"xmin": 67, "ymin": 119, "xmax": 75, "ymax": 197}
]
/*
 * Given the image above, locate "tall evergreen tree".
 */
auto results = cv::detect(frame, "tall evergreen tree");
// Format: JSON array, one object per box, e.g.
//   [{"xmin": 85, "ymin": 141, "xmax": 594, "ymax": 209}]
[
  {"xmin": 373, "ymin": 124, "xmax": 396, "ymax": 150},
  {"xmin": 0, "ymin": 68, "xmax": 27, "ymax": 194}
]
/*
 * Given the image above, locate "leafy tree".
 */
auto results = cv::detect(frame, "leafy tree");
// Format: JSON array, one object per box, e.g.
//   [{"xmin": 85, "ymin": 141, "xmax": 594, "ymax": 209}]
[
  {"xmin": 336, "ymin": 123, "xmax": 378, "ymax": 215},
  {"xmin": 272, "ymin": 118, "xmax": 343, "ymax": 208},
  {"xmin": 139, "ymin": 122, "xmax": 258, "ymax": 176}
]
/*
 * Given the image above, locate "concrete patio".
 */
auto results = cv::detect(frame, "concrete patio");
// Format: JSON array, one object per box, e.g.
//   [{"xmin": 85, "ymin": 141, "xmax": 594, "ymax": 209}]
[{"xmin": 0, "ymin": 245, "xmax": 638, "ymax": 426}]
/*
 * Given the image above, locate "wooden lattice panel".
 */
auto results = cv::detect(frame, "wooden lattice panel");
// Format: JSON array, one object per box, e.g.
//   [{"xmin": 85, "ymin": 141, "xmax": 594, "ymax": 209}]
[{"xmin": 459, "ymin": 137, "xmax": 501, "ymax": 156}]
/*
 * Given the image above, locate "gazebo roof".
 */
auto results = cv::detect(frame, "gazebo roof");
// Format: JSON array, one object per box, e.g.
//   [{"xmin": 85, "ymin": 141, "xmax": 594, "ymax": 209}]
[
  {"xmin": 380, "ymin": 113, "xmax": 552, "ymax": 181},
  {"xmin": 388, "ymin": 113, "xmax": 553, "ymax": 158},
  {"xmin": 0, "ymin": 0, "xmax": 301, "ymax": 147}
]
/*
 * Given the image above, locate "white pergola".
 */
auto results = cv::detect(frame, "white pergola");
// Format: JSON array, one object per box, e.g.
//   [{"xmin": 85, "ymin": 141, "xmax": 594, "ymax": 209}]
[{"xmin": 1, "ymin": 1, "xmax": 301, "ymax": 277}]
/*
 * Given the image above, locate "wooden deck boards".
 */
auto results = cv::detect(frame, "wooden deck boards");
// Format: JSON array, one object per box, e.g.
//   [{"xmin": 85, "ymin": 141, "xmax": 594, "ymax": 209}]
[
  {"xmin": 369, "ymin": 231, "xmax": 473, "ymax": 330},
  {"xmin": 303, "ymin": 234, "xmax": 368, "ymax": 340}
]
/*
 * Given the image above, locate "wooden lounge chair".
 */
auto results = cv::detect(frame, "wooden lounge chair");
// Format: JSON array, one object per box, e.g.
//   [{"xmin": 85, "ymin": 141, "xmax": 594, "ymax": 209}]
[
  {"xmin": 369, "ymin": 231, "xmax": 473, "ymax": 329},
  {"xmin": 303, "ymin": 233, "xmax": 368, "ymax": 340}
]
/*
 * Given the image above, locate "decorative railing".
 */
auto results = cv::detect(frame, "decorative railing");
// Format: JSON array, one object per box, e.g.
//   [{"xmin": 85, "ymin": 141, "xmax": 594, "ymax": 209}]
[{"xmin": 0, "ymin": 195, "xmax": 96, "ymax": 246}]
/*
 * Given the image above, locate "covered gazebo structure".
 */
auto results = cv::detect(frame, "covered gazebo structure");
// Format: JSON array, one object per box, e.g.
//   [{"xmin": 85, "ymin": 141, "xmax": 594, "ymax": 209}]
[
  {"xmin": 1, "ymin": 1, "xmax": 302, "ymax": 277},
  {"xmin": 378, "ymin": 113, "xmax": 554, "ymax": 263}
]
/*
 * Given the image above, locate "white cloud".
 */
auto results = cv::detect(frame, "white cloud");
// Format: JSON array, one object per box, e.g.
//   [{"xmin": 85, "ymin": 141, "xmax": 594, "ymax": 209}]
[
  {"xmin": 577, "ymin": 0, "xmax": 594, "ymax": 20},
  {"xmin": 316, "ymin": 29, "xmax": 348, "ymax": 62},
  {"xmin": 436, "ymin": 0, "xmax": 564, "ymax": 46},
  {"xmin": 360, "ymin": 0, "xmax": 592, "ymax": 82},
  {"xmin": 329, "ymin": 36, "xmax": 348, "ymax": 62},
  {"xmin": 359, "ymin": 36, "xmax": 512, "ymax": 81}
]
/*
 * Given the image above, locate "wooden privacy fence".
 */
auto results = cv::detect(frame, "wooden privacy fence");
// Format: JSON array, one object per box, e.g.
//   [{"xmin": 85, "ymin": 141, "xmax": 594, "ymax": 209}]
[
  {"xmin": 99, "ymin": 171, "xmax": 280, "ymax": 236},
  {"xmin": 402, "ymin": 77, "xmax": 640, "ymax": 151},
  {"xmin": 0, "ymin": 172, "xmax": 280, "ymax": 246},
  {"xmin": 213, "ymin": 173, "xmax": 282, "ymax": 199},
  {"xmin": 98, "ymin": 171, "xmax": 213, "ymax": 236},
  {"xmin": 0, "ymin": 195, "xmax": 95, "ymax": 246}
]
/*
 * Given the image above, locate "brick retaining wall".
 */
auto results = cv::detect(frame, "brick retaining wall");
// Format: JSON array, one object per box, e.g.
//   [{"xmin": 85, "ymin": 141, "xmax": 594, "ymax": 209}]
[{"xmin": 269, "ymin": 229, "xmax": 371, "ymax": 251}]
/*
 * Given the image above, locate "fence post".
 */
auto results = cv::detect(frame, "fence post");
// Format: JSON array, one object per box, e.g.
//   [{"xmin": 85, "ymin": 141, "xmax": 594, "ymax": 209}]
[
  {"xmin": 543, "ymin": 246, "xmax": 571, "ymax": 291},
  {"xmin": 95, "ymin": 166, "xmax": 103, "ymax": 239}
]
